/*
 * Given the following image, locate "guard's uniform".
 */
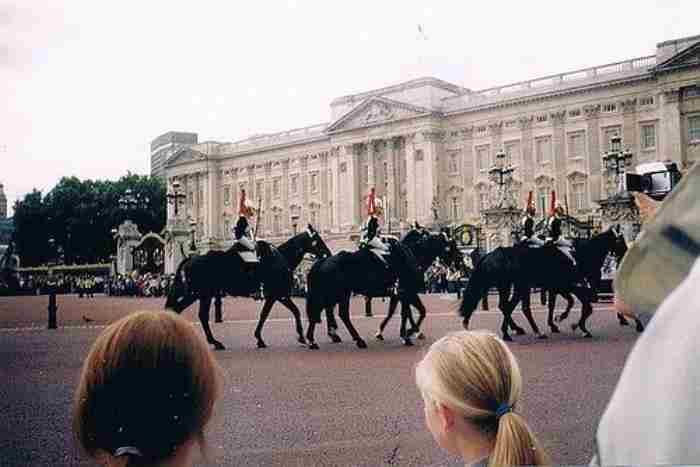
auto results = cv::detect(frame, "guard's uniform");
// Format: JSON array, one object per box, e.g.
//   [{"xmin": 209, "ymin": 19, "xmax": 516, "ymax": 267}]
[
  {"xmin": 232, "ymin": 190, "xmax": 259, "ymax": 264},
  {"xmin": 360, "ymin": 188, "xmax": 390, "ymax": 264},
  {"xmin": 520, "ymin": 213, "xmax": 543, "ymax": 247},
  {"xmin": 546, "ymin": 206, "xmax": 576, "ymax": 265}
]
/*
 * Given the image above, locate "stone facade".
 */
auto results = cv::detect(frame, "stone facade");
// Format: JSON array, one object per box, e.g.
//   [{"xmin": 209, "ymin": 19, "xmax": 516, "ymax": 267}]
[
  {"xmin": 150, "ymin": 131, "xmax": 199, "ymax": 179},
  {"xmin": 163, "ymin": 34, "xmax": 700, "ymax": 253}
]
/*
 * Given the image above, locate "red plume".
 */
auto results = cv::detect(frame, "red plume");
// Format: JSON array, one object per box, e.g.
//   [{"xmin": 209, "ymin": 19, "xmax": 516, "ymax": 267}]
[
  {"xmin": 549, "ymin": 190, "xmax": 556, "ymax": 216},
  {"xmin": 367, "ymin": 187, "xmax": 376, "ymax": 216},
  {"xmin": 526, "ymin": 191, "xmax": 533, "ymax": 208}
]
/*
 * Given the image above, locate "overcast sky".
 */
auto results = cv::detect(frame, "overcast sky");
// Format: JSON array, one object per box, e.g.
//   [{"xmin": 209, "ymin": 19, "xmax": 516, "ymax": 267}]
[{"xmin": 2, "ymin": 0, "xmax": 698, "ymax": 215}]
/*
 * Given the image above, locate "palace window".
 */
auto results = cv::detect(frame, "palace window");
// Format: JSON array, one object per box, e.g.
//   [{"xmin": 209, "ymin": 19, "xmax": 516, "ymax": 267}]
[
  {"xmin": 383, "ymin": 162, "xmax": 389, "ymax": 188},
  {"xmin": 570, "ymin": 178, "xmax": 588, "ymax": 211},
  {"xmin": 537, "ymin": 114, "xmax": 548, "ymax": 123},
  {"xmin": 535, "ymin": 137, "xmax": 551, "ymax": 164},
  {"xmin": 640, "ymin": 124, "xmax": 656, "ymax": 150},
  {"xmin": 568, "ymin": 132, "xmax": 585, "ymax": 159},
  {"xmin": 476, "ymin": 145, "xmax": 490, "ymax": 172},
  {"xmin": 255, "ymin": 181, "xmax": 263, "ymax": 199},
  {"xmin": 689, "ymin": 115, "xmax": 700, "ymax": 142},
  {"xmin": 639, "ymin": 96, "xmax": 655, "ymax": 106},
  {"xmin": 329, "ymin": 201, "xmax": 334, "ymax": 226},
  {"xmin": 602, "ymin": 103, "xmax": 617, "ymax": 113},
  {"xmin": 505, "ymin": 120, "xmax": 516, "ymax": 128},
  {"xmin": 310, "ymin": 209, "xmax": 318, "ymax": 227},
  {"xmin": 273, "ymin": 214, "xmax": 281, "ymax": 234},
  {"xmin": 415, "ymin": 150, "xmax": 424, "ymax": 161},
  {"xmin": 290, "ymin": 175, "xmax": 298, "ymax": 195},
  {"xmin": 339, "ymin": 162, "xmax": 347, "ymax": 173},
  {"xmin": 568, "ymin": 108, "xmax": 581, "ymax": 118},
  {"xmin": 448, "ymin": 152, "xmax": 459, "ymax": 174},
  {"xmin": 273, "ymin": 178, "xmax": 281, "ymax": 198},
  {"xmin": 476, "ymin": 126, "xmax": 487, "ymax": 135},
  {"xmin": 310, "ymin": 173, "xmax": 318, "ymax": 193}
]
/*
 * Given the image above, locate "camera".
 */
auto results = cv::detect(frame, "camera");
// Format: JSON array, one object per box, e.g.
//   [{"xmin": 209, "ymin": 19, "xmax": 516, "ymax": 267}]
[{"xmin": 626, "ymin": 161, "xmax": 682, "ymax": 201}]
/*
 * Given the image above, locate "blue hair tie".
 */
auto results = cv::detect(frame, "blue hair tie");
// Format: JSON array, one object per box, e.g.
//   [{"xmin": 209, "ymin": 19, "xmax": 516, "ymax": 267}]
[{"xmin": 495, "ymin": 403, "xmax": 512, "ymax": 418}]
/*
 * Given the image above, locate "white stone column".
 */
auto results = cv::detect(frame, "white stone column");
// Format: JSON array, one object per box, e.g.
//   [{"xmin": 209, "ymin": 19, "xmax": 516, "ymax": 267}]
[
  {"xmin": 550, "ymin": 111, "xmax": 568, "ymax": 200},
  {"xmin": 386, "ymin": 138, "xmax": 397, "ymax": 227},
  {"xmin": 405, "ymin": 133, "xmax": 417, "ymax": 223},
  {"xmin": 584, "ymin": 104, "xmax": 602, "ymax": 202},
  {"xmin": 204, "ymin": 162, "xmax": 221, "ymax": 250},
  {"xmin": 661, "ymin": 89, "xmax": 683, "ymax": 165},
  {"xmin": 366, "ymin": 140, "xmax": 375, "ymax": 189},
  {"xmin": 281, "ymin": 159, "xmax": 290, "ymax": 233}
]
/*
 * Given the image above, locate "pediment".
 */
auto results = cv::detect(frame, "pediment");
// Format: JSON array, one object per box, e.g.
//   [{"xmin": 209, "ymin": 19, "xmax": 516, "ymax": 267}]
[
  {"xmin": 165, "ymin": 148, "xmax": 208, "ymax": 167},
  {"xmin": 326, "ymin": 96, "xmax": 434, "ymax": 133},
  {"xmin": 655, "ymin": 41, "xmax": 700, "ymax": 73}
]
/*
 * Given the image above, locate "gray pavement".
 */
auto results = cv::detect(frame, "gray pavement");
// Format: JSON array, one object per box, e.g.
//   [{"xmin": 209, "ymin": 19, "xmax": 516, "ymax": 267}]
[{"xmin": 0, "ymin": 295, "xmax": 637, "ymax": 466}]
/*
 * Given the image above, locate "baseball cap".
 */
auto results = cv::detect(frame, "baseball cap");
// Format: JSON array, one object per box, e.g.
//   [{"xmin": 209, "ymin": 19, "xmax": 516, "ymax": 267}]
[{"xmin": 614, "ymin": 162, "xmax": 700, "ymax": 320}]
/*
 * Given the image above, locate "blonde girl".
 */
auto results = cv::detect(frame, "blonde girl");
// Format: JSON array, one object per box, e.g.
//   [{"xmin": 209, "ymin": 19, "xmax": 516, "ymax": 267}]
[
  {"xmin": 73, "ymin": 311, "xmax": 222, "ymax": 467},
  {"xmin": 416, "ymin": 330, "xmax": 549, "ymax": 466}
]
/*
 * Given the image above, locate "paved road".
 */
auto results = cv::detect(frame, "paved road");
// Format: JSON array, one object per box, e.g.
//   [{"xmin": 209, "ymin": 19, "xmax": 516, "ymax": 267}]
[{"xmin": 0, "ymin": 295, "xmax": 637, "ymax": 466}]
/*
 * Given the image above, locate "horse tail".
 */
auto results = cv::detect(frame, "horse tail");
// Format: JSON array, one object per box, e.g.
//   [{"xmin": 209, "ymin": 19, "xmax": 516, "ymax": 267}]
[{"xmin": 165, "ymin": 258, "xmax": 188, "ymax": 310}]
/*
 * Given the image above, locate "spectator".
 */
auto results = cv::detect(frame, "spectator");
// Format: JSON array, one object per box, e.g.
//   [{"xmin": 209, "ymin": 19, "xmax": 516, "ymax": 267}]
[
  {"xmin": 73, "ymin": 311, "xmax": 222, "ymax": 467},
  {"xmin": 415, "ymin": 331, "xmax": 549, "ymax": 466},
  {"xmin": 592, "ymin": 162, "xmax": 700, "ymax": 465}
]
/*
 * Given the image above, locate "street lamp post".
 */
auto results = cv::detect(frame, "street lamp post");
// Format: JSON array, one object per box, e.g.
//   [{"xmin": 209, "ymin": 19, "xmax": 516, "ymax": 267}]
[
  {"xmin": 488, "ymin": 149, "xmax": 515, "ymax": 208},
  {"xmin": 189, "ymin": 219, "xmax": 197, "ymax": 253},
  {"xmin": 602, "ymin": 134, "xmax": 633, "ymax": 194},
  {"xmin": 167, "ymin": 180, "xmax": 186, "ymax": 217}
]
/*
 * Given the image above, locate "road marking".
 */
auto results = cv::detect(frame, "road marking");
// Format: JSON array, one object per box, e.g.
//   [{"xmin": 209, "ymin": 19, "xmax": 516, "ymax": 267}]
[{"xmin": 0, "ymin": 306, "xmax": 617, "ymax": 333}]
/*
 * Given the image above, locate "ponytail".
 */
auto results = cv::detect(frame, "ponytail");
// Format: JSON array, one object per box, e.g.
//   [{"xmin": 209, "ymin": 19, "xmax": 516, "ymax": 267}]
[{"xmin": 490, "ymin": 412, "xmax": 549, "ymax": 467}]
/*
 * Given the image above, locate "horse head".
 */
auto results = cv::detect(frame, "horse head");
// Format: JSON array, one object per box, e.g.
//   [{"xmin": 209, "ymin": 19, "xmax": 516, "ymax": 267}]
[{"xmin": 303, "ymin": 224, "xmax": 332, "ymax": 259}]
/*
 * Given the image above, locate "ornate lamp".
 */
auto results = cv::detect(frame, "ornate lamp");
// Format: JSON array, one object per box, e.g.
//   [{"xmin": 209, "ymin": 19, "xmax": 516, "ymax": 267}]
[
  {"xmin": 167, "ymin": 180, "xmax": 186, "ymax": 217},
  {"xmin": 189, "ymin": 219, "xmax": 197, "ymax": 252}
]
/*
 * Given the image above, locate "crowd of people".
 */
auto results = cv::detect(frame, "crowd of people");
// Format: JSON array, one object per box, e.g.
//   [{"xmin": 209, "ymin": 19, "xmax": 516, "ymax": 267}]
[
  {"xmin": 104, "ymin": 273, "xmax": 173, "ymax": 297},
  {"xmin": 13, "ymin": 274, "xmax": 105, "ymax": 296}
]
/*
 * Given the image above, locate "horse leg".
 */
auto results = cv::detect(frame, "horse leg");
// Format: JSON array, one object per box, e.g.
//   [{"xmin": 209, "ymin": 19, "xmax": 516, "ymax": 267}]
[
  {"xmin": 172, "ymin": 293, "xmax": 197, "ymax": 314},
  {"xmin": 338, "ymin": 298, "xmax": 366, "ymax": 349},
  {"xmin": 326, "ymin": 306, "xmax": 342, "ymax": 343},
  {"xmin": 377, "ymin": 295, "xmax": 399, "ymax": 340},
  {"xmin": 547, "ymin": 291, "xmax": 560, "ymax": 334},
  {"xmin": 253, "ymin": 298, "xmax": 275, "ymax": 348},
  {"xmin": 278, "ymin": 297, "xmax": 307, "ymax": 345},
  {"xmin": 555, "ymin": 292, "xmax": 573, "ymax": 323},
  {"xmin": 572, "ymin": 287, "xmax": 594, "ymax": 338},
  {"xmin": 408, "ymin": 295, "xmax": 427, "ymax": 339},
  {"xmin": 397, "ymin": 298, "xmax": 414, "ymax": 346},
  {"xmin": 199, "ymin": 296, "xmax": 225, "ymax": 350},
  {"xmin": 507, "ymin": 287, "xmax": 526, "ymax": 335},
  {"xmin": 306, "ymin": 321, "xmax": 319, "ymax": 350},
  {"xmin": 516, "ymin": 286, "xmax": 545, "ymax": 339},
  {"xmin": 540, "ymin": 288, "xmax": 547, "ymax": 306}
]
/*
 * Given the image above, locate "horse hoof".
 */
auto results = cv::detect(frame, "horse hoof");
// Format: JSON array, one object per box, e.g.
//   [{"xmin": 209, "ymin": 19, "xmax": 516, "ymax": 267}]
[
  {"xmin": 375, "ymin": 333, "xmax": 384, "ymax": 341},
  {"xmin": 297, "ymin": 336, "xmax": 307, "ymax": 346},
  {"xmin": 503, "ymin": 335, "xmax": 513, "ymax": 342},
  {"xmin": 402, "ymin": 338, "xmax": 414, "ymax": 347},
  {"xmin": 356, "ymin": 339, "xmax": 368, "ymax": 349},
  {"xmin": 550, "ymin": 326, "xmax": 560, "ymax": 334},
  {"xmin": 212, "ymin": 341, "xmax": 226, "ymax": 351},
  {"xmin": 538, "ymin": 334, "xmax": 548, "ymax": 340},
  {"xmin": 417, "ymin": 332, "xmax": 426, "ymax": 340},
  {"xmin": 584, "ymin": 332, "xmax": 593, "ymax": 339},
  {"xmin": 330, "ymin": 334, "xmax": 342, "ymax": 344},
  {"xmin": 309, "ymin": 342, "xmax": 319, "ymax": 350},
  {"xmin": 256, "ymin": 341, "xmax": 267, "ymax": 349}
]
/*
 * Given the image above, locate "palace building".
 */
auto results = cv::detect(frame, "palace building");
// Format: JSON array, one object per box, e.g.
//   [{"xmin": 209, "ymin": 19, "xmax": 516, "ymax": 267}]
[{"xmin": 161, "ymin": 33, "xmax": 700, "ymax": 253}]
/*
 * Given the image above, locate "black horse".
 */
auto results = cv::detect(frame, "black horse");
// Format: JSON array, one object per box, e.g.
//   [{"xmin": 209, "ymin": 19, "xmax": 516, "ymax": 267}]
[
  {"xmin": 460, "ymin": 227, "xmax": 626, "ymax": 341},
  {"xmin": 165, "ymin": 225, "xmax": 331, "ymax": 350},
  {"xmin": 375, "ymin": 229, "xmax": 466, "ymax": 342},
  {"xmin": 304, "ymin": 229, "xmax": 460, "ymax": 350}
]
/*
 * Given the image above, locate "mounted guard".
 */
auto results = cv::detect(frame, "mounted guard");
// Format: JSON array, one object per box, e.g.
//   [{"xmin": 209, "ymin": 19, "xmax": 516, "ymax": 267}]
[
  {"xmin": 520, "ymin": 191, "xmax": 543, "ymax": 247},
  {"xmin": 545, "ymin": 191, "xmax": 576, "ymax": 266},
  {"xmin": 232, "ymin": 189, "xmax": 259, "ymax": 265},
  {"xmin": 360, "ymin": 187, "xmax": 391, "ymax": 265}
]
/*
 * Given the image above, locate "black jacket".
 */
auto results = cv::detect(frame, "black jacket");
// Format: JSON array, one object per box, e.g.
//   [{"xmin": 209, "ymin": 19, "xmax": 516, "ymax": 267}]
[
  {"xmin": 234, "ymin": 216, "xmax": 250, "ymax": 239},
  {"xmin": 522, "ymin": 216, "xmax": 535, "ymax": 238},
  {"xmin": 548, "ymin": 216, "xmax": 562, "ymax": 241}
]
